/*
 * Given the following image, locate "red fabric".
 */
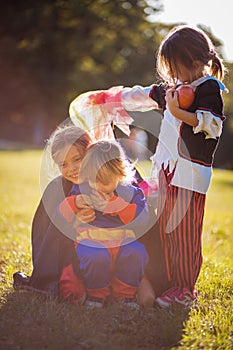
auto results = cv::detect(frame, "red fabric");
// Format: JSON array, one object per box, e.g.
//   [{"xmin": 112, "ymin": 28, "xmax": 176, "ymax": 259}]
[
  {"xmin": 86, "ymin": 285, "xmax": 111, "ymax": 300},
  {"xmin": 111, "ymin": 277, "xmax": 138, "ymax": 301},
  {"xmin": 103, "ymin": 195, "xmax": 136, "ymax": 224},
  {"xmin": 59, "ymin": 196, "xmax": 79, "ymax": 222},
  {"xmin": 87, "ymin": 87, "xmax": 122, "ymax": 105},
  {"xmin": 104, "ymin": 195, "xmax": 129, "ymax": 213},
  {"xmin": 138, "ymin": 179, "xmax": 158, "ymax": 197},
  {"xmin": 107, "ymin": 245, "xmax": 120, "ymax": 275},
  {"xmin": 158, "ymin": 167, "xmax": 206, "ymax": 291},
  {"xmin": 59, "ymin": 264, "xmax": 86, "ymax": 303},
  {"xmin": 117, "ymin": 203, "xmax": 136, "ymax": 224}
]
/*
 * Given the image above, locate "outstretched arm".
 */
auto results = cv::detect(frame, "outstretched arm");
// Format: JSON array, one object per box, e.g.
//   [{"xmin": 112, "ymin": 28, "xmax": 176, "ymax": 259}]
[{"xmin": 69, "ymin": 85, "xmax": 162, "ymax": 140}]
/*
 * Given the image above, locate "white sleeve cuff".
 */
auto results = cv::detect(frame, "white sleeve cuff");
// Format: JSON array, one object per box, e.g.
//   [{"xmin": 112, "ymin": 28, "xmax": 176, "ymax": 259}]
[
  {"xmin": 193, "ymin": 110, "xmax": 223, "ymax": 139},
  {"xmin": 121, "ymin": 85, "xmax": 158, "ymax": 112}
]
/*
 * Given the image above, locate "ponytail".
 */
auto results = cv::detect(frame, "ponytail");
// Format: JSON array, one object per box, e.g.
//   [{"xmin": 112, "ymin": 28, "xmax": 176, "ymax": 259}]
[{"xmin": 210, "ymin": 51, "xmax": 224, "ymax": 81}]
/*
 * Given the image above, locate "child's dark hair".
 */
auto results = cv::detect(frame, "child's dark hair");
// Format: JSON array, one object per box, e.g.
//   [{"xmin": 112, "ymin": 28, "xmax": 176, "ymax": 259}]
[{"xmin": 157, "ymin": 25, "xmax": 225, "ymax": 84}]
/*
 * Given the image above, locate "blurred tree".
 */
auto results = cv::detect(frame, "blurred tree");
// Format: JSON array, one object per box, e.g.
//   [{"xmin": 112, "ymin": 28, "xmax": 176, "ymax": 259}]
[
  {"xmin": 0, "ymin": 0, "xmax": 232, "ymax": 168},
  {"xmin": 0, "ymin": 0, "xmax": 163, "ymax": 144}
]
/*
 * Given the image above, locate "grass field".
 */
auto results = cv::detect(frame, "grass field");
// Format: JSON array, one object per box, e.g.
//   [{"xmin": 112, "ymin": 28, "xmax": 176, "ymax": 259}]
[{"xmin": 0, "ymin": 151, "xmax": 232, "ymax": 350}]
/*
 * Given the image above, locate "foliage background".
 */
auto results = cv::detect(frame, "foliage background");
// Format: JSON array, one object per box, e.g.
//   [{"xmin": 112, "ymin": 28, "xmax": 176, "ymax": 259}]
[{"xmin": 0, "ymin": 0, "xmax": 232, "ymax": 168}]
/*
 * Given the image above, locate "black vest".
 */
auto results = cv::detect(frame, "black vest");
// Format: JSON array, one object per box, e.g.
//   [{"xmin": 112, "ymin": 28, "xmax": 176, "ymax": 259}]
[{"xmin": 178, "ymin": 79, "xmax": 224, "ymax": 166}]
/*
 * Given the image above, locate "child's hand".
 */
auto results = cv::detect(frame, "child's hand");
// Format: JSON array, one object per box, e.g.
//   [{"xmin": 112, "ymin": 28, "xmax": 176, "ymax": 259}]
[
  {"xmin": 73, "ymin": 208, "xmax": 96, "ymax": 227},
  {"xmin": 74, "ymin": 195, "xmax": 95, "ymax": 225},
  {"xmin": 75, "ymin": 195, "xmax": 92, "ymax": 209},
  {"xmin": 165, "ymin": 88, "xmax": 180, "ymax": 113},
  {"xmin": 138, "ymin": 178, "xmax": 158, "ymax": 197},
  {"xmin": 149, "ymin": 83, "xmax": 167, "ymax": 110}
]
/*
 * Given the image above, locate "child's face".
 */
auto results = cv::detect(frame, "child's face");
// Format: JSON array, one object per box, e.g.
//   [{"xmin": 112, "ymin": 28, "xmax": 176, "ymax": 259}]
[
  {"xmin": 90, "ymin": 176, "xmax": 120, "ymax": 201},
  {"xmin": 176, "ymin": 64, "xmax": 192, "ymax": 83},
  {"xmin": 171, "ymin": 61, "xmax": 203, "ymax": 84},
  {"xmin": 56, "ymin": 145, "xmax": 83, "ymax": 184}
]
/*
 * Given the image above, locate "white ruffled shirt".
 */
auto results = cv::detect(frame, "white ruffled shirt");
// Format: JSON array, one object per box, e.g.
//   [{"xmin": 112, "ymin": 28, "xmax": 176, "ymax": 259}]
[
  {"xmin": 68, "ymin": 76, "xmax": 226, "ymax": 194},
  {"xmin": 121, "ymin": 76, "xmax": 226, "ymax": 194}
]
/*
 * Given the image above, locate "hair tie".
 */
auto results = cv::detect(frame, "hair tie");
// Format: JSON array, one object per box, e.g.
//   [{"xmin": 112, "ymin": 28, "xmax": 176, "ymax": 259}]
[
  {"xmin": 210, "ymin": 50, "xmax": 216, "ymax": 59},
  {"xmin": 99, "ymin": 141, "xmax": 112, "ymax": 152}
]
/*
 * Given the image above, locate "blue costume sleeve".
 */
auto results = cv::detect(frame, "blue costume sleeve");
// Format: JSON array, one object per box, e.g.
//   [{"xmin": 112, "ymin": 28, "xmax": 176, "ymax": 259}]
[{"xmin": 114, "ymin": 184, "xmax": 149, "ymax": 234}]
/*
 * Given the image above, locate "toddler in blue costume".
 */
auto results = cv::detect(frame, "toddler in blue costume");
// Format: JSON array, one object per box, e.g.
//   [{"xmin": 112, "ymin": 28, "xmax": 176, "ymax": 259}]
[{"xmin": 58, "ymin": 139, "xmax": 149, "ymax": 307}]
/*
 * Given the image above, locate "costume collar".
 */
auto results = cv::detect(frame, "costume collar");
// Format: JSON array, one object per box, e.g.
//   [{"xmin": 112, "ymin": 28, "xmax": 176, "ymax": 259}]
[{"xmin": 191, "ymin": 75, "xmax": 228, "ymax": 92}]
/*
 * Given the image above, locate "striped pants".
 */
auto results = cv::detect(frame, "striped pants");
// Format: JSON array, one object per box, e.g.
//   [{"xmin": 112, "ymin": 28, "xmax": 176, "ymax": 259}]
[{"xmin": 157, "ymin": 166, "xmax": 206, "ymax": 292}]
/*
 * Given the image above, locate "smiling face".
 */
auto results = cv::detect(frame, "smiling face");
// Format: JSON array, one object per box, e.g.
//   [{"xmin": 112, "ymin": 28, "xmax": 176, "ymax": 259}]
[{"xmin": 56, "ymin": 145, "xmax": 83, "ymax": 184}]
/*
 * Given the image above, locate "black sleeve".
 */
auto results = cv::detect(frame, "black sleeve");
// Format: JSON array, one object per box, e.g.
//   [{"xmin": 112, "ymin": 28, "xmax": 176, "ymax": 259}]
[
  {"xmin": 29, "ymin": 176, "xmax": 83, "ymax": 295},
  {"xmin": 31, "ymin": 176, "xmax": 72, "ymax": 267},
  {"xmin": 191, "ymin": 79, "xmax": 224, "ymax": 117}
]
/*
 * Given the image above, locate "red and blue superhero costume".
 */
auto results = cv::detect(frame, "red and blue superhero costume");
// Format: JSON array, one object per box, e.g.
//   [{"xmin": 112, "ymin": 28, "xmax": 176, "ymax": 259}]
[{"xmin": 58, "ymin": 182, "xmax": 149, "ymax": 302}]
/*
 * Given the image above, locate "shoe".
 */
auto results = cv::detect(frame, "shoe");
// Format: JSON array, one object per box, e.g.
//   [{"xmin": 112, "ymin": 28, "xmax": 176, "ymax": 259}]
[
  {"xmin": 156, "ymin": 287, "xmax": 197, "ymax": 309},
  {"xmin": 85, "ymin": 296, "xmax": 105, "ymax": 309},
  {"xmin": 174, "ymin": 288, "xmax": 197, "ymax": 309},
  {"xmin": 13, "ymin": 271, "xmax": 30, "ymax": 290},
  {"xmin": 155, "ymin": 287, "xmax": 181, "ymax": 308},
  {"xmin": 118, "ymin": 297, "xmax": 140, "ymax": 310},
  {"xmin": 13, "ymin": 271, "xmax": 55, "ymax": 297}
]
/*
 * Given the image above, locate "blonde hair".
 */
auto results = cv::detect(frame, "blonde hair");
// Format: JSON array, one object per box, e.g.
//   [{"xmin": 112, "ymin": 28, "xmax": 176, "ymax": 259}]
[
  {"xmin": 157, "ymin": 25, "xmax": 225, "ymax": 84},
  {"xmin": 79, "ymin": 140, "xmax": 135, "ymax": 185},
  {"xmin": 47, "ymin": 125, "xmax": 92, "ymax": 165}
]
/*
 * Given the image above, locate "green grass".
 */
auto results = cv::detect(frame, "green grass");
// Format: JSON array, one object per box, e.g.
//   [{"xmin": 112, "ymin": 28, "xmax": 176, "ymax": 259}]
[{"xmin": 0, "ymin": 151, "xmax": 232, "ymax": 350}]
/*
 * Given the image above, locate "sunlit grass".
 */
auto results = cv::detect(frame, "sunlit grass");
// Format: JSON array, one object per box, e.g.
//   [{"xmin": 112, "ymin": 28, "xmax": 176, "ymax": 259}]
[
  {"xmin": 203, "ymin": 169, "xmax": 233, "ymax": 264},
  {"xmin": 0, "ymin": 151, "xmax": 232, "ymax": 349},
  {"xmin": 0, "ymin": 151, "xmax": 42, "ymax": 282}
]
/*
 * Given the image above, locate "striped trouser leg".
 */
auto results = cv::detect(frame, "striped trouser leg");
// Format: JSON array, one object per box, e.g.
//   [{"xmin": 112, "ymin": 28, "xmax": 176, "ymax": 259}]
[{"xmin": 157, "ymin": 168, "xmax": 206, "ymax": 291}]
